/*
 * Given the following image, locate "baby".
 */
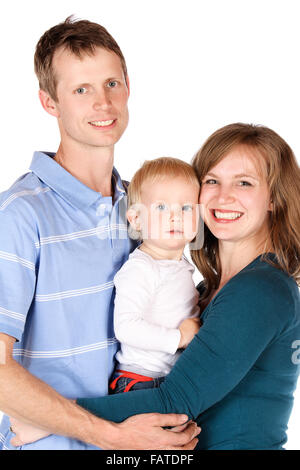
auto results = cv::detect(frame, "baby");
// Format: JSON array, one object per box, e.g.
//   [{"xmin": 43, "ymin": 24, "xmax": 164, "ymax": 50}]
[
  {"xmin": 9, "ymin": 157, "xmax": 202, "ymax": 445},
  {"xmin": 110, "ymin": 157, "xmax": 202, "ymax": 394}
]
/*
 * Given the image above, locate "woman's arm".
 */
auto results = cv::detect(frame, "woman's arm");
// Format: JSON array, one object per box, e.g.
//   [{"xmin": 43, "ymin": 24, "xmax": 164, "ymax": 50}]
[{"xmin": 77, "ymin": 272, "xmax": 293, "ymax": 421}]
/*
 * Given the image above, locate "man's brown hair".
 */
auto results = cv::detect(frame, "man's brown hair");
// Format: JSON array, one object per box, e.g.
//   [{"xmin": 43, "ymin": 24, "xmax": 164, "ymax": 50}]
[{"xmin": 34, "ymin": 15, "xmax": 128, "ymax": 102}]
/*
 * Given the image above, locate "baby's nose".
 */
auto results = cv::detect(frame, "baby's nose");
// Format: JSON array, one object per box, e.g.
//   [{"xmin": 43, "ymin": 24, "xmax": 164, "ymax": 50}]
[{"xmin": 170, "ymin": 209, "xmax": 182, "ymax": 221}]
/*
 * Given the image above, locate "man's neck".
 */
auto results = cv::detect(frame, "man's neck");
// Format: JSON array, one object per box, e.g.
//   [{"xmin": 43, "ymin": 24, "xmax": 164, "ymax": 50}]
[{"xmin": 54, "ymin": 141, "xmax": 114, "ymax": 196}]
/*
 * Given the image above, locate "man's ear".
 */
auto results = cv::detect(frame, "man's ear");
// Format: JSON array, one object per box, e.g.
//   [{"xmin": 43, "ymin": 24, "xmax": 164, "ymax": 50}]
[{"xmin": 38, "ymin": 90, "xmax": 60, "ymax": 118}]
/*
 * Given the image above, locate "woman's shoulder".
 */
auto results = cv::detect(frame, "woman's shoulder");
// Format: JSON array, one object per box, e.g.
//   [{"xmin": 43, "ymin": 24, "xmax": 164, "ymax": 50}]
[
  {"xmin": 235, "ymin": 254, "xmax": 298, "ymax": 296},
  {"xmin": 221, "ymin": 254, "xmax": 300, "ymax": 324}
]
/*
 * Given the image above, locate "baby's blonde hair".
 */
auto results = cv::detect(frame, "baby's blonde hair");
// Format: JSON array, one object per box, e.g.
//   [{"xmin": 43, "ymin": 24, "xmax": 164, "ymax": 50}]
[{"xmin": 128, "ymin": 157, "xmax": 200, "ymax": 208}]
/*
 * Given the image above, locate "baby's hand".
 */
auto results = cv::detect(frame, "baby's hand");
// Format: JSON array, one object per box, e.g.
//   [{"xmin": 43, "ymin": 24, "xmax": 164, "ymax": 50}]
[
  {"xmin": 10, "ymin": 417, "xmax": 51, "ymax": 447},
  {"xmin": 178, "ymin": 317, "xmax": 201, "ymax": 349}
]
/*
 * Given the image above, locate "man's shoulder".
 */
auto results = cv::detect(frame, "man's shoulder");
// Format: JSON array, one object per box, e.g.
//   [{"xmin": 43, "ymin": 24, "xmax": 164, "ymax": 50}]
[{"xmin": 0, "ymin": 171, "xmax": 49, "ymax": 214}]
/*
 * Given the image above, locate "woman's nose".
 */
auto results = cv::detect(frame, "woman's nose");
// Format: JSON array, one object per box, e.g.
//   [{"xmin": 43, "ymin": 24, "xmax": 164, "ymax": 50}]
[{"xmin": 216, "ymin": 185, "xmax": 235, "ymax": 204}]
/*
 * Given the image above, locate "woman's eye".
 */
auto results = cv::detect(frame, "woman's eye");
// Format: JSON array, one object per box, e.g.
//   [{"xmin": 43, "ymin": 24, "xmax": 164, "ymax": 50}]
[
  {"xmin": 76, "ymin": 87, "xmax": 87, "ymax": 94},
  {"xmin": 203, "ymin": 179, "xmax": 217, "ymax": 184},
  {"xmin": 239, "ymin": 181, "xmax": 252, "ymax": 186},
  {"xmin": 182, "ymin": 205, "xmax": 193, "ymax": 212}
]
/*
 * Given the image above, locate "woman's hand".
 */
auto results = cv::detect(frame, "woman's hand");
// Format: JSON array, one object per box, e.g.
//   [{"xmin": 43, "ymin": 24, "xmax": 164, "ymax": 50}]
[
  {"xmin": 178, "ymin": 318, "xmax": 201, "ymax": 349},
  {"xmin": 10, "ymin": 417, "xmax": 51, "ymax": 447}
]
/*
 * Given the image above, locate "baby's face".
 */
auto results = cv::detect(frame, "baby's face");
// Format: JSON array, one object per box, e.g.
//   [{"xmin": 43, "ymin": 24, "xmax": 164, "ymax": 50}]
[{"xmin": 137, "ymin": 176, "xmax": 200, "ymax": 250}]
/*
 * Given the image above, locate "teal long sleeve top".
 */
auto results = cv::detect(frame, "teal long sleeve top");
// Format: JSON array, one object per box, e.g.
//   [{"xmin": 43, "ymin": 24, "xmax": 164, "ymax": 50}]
[{"xmin": 77, "ymin": 254, "xmax": 300, "ymax": 450}]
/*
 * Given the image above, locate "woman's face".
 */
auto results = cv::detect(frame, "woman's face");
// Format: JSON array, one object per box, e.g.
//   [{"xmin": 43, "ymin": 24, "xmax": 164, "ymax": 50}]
[{"xmin": 199, "ymin": 145, "xmax": 273, "ymax": 248}]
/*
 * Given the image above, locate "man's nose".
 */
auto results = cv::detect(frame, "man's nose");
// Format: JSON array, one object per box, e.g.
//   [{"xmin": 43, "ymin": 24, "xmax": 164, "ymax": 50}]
[{"xmin": 93, "ymin": 89, "xmax": 111, "ymax": 111}]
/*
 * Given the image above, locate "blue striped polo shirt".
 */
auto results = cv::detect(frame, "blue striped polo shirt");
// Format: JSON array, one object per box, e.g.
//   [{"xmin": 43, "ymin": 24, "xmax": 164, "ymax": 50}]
[{"xmin": 0, "ymin": 151, "xmax": 135, "ymax": 450}]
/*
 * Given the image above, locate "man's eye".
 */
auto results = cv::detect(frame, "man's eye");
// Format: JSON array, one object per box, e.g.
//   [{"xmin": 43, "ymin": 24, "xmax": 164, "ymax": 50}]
[
  {"xmin": 108, "ymin": 81, "xmax": 117, "ymax": 88},
  {"xmin": 182, "ymin": 205, "xmax": 193, "ymax": 212},
  {"xmin": 76, "ymin": 87, "xmax": 87, "ymax": 94}
]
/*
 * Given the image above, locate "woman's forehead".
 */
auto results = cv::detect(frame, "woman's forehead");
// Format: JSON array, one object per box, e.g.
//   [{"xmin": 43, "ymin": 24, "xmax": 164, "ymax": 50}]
[{"xmin": 208, "ymin": 145, "xmax": 267, "ymax": 178}]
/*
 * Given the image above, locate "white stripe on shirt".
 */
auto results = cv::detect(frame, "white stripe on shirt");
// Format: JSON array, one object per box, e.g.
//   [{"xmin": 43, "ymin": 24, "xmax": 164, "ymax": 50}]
[
  {"xmin": 35, "ymin": 224, "xmax": 127, "ymax": 247},
  {"xmin": 0, "ymin": 306, "xmax": 26, "ymax": 323},
  {"xmin": 0, "ymin": 251, "xmax": 35, "ymax": 271},
  {"xmin": 13, "ymin": 338, "xmax": 118, "ymax": 358},
  {"xmin": 0, "ymin": 432, "xmax": 9, "ymax": 450},
  {"xmin": 35, "ymin": 281, "xmax": 114, "ymax": 302},
  {"xmin": 0, "ymin": 187, "xmax": 50, "ymax": 211}
]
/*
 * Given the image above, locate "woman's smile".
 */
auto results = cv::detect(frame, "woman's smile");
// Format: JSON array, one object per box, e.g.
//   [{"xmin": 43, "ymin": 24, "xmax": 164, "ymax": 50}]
[{"xmin": 209, "ymin": 208, "xmax": 244, "ymax": 223}]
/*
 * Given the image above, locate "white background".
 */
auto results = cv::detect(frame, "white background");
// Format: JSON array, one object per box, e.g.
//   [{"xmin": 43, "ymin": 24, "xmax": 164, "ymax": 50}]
[{"xmin": 0, "ymin": 0, "xmax": 299, "ymax": 450}]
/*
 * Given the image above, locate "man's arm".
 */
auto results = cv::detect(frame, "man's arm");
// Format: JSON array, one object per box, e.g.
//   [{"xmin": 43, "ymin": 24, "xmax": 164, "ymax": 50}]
[
  {"xmin": 0, "ymin": 333, "xmax": 199, "ymax": 449},
  {"xmin": 0, "ymin": 333, "xmax": 106, "ymax": 446}
]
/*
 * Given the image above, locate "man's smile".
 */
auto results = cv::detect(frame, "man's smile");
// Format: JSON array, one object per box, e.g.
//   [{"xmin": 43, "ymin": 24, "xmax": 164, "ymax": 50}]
[{"xmin": 88, "ymin": 119, "xmax": 116, "ymax": 128}]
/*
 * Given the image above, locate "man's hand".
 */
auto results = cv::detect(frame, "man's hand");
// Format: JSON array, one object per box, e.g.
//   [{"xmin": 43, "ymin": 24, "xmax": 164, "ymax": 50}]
[
  {"xmin": 10, "ymin": 412, "xmax": 200, "ymax": 450},
  {"xmin": 178, "ymin": 318, "xmax": 201, "ymax": 349},
  {"xmin": 96, "ymin": 413, "xmax": 200, "ymax": 450},
  {"xmin": 10, "ymin": 410, "xmax": 200, "ymax": 450}
]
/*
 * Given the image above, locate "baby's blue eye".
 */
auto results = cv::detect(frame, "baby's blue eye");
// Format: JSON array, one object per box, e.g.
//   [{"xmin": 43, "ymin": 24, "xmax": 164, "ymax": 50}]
[
  {"xmin": 76, "ymin": 87, "xmax": 87, "ymax": 94},
  {"xmin": 157, "ymin": 203, "xmax": 167, "ymax": 211},
  {"xmin": 182, "ymin": 205, "xmax": 193, "ymax": 212}
]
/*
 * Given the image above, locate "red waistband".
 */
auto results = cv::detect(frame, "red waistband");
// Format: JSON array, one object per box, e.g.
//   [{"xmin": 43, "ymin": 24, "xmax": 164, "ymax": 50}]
[{"xmin": 110, "ymin": 369, "xmax": 153, "ymax": 393}]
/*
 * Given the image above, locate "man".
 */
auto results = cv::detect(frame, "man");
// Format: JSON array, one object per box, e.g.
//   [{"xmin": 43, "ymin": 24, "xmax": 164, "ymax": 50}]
[{"xmin": 0, "ymin": 16, "xmax": 199, "ymax": 450}]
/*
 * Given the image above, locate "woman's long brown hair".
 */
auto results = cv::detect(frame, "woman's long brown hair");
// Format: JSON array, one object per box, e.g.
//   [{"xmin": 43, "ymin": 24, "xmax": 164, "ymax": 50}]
[{"xmin": 191, "ymin": 123, "xmax": 300, "ymax": 301}]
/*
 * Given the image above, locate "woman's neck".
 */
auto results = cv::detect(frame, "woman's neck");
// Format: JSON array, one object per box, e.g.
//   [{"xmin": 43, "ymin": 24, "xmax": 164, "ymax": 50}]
[{"xmin": 218, "ymin": 237, "xmax": 273, "ymax": 287}]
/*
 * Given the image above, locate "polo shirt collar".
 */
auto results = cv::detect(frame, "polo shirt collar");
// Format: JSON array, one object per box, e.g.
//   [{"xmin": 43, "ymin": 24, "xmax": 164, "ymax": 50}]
[{"xmin": 30, "ymin": 151, "xmax": 126, "ymax": 210}]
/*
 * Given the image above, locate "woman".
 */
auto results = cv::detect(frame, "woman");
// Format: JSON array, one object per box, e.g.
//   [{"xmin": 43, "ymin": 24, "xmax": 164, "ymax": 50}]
[{"xmin": 11, "ymin": 123, "xmax": 300, "ymax": 449}]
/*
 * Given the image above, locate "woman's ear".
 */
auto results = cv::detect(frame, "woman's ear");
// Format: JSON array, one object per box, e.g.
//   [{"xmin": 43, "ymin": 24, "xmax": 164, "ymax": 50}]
[{"xmin": 268, "ymin": 198, "xmax": 274, "ymax": 211}]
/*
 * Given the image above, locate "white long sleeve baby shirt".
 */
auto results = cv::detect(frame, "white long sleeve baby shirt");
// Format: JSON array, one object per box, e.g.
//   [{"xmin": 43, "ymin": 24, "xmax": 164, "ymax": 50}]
[{"xmin": 113, "ymin": 247, "xmax": 200, "ymax": 377}]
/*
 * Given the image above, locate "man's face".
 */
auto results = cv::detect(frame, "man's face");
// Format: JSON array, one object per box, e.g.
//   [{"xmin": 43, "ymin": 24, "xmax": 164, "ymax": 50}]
[{"xmin": 51, "ymin": 46, "xmax": 129, "ymax": 151}]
